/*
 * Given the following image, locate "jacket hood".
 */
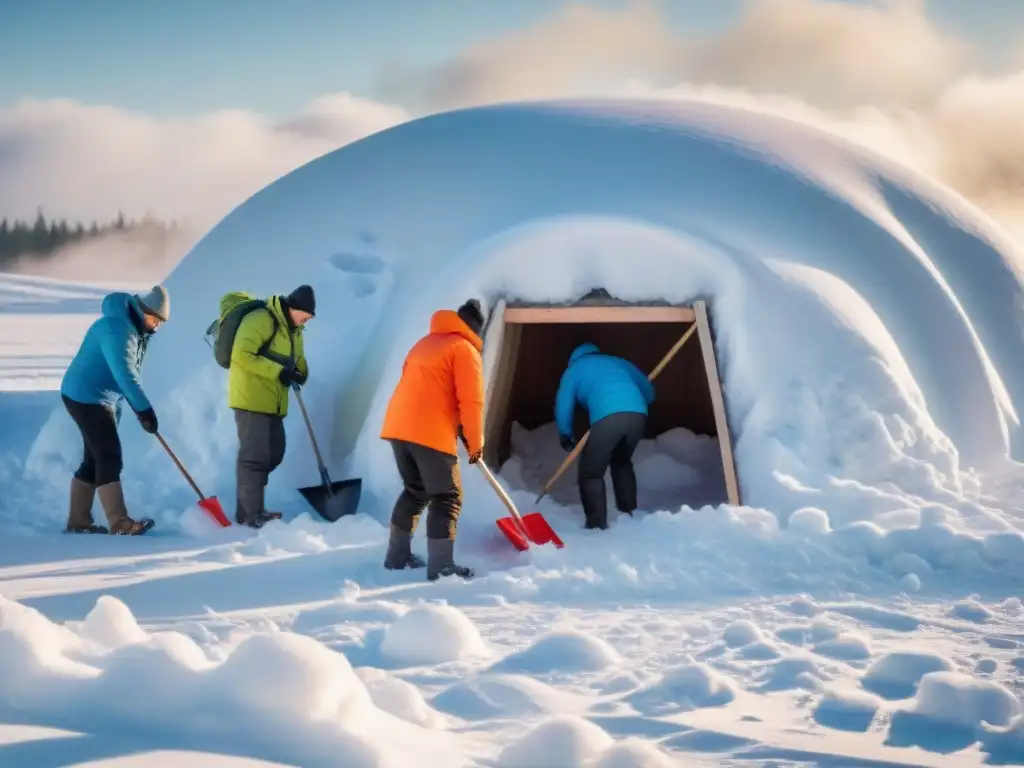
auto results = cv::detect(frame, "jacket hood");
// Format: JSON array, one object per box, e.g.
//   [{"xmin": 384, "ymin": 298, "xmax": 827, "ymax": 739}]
[
  {"xmin": 430, "ymin": 309, "xmax": 483, "ymax": 352},
  {"xmin": 102, "ymin": 292, "xmax": 142, "ymax": 325},
  {"xmin": 569, "ymin": 343, "xmax": 599, "ymax": 364},
  {"xmin": 267, "ymin": 294, "xmax": 290, "ymax": 327}
]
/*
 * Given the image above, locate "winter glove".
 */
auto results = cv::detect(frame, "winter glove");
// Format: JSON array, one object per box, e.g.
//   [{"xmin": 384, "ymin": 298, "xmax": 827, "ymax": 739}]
[
  {"xmin": 559, "ymin": 434, "xmax": 575, "ymax": 452},
  {"xmin": 468, "ymin": 448, "xmax": 483, "ymax": 464},
  {"xmin": 278, "ymin": 366, "xmax": 300, "ymax": 386},
  {"xmin": 293, "ymin": 367, "xmax": 308, "ymax": 386},
  {"xmin": 136, "ymin": 407, "xmax": 159, "ymax": 434}
]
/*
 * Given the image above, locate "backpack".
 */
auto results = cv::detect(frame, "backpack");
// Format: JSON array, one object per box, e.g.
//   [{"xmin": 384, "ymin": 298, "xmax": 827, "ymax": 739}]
[{"xmin": 204, "ymin": 291, "xmax": 279, "ymax": 369}]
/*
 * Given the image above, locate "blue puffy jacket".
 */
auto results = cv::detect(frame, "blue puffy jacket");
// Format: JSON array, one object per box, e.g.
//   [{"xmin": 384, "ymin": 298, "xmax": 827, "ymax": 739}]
[
  {"xmin": 554, "ymin": 343, "xmax": 654, "ymax": 437},
  {"xmin": 61, "ymin": 292, "xmax": 153, "ymax": 415}
]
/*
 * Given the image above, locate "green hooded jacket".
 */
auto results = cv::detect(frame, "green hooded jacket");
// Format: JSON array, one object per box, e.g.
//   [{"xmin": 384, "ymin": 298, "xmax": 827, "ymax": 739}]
[{"xmin": 228, "ymin": 295, "xmax": 308, "ymax": 416}]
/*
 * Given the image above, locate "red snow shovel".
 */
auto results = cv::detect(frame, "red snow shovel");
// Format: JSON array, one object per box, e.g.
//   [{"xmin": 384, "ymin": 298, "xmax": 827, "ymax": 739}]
[
  {"xmin": 463, "ymin": 436, "xmax": 564, "ymax": 551},
  {"xmin": 155, "ymin": 433, "xmax": 231, "ymax": 527},
  {"xmin": 292, "ymin": 384, "xmax": 362, "ymax": 522},
  {"xmin": 535, "ymin": 323, "xmax": 699, "ymax": 505}
]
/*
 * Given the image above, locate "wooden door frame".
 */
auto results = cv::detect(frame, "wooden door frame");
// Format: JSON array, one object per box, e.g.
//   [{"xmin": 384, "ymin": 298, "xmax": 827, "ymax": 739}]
[{"xmin": 481, "ymin": 299, "xmax": 741, "ymax": 506}]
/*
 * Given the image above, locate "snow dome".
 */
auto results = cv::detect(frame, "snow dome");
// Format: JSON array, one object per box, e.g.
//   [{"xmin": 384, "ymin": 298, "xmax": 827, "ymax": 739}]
[{"xmin": 26, "ymin": 98, "xmax": 1024, "ymax": 535}]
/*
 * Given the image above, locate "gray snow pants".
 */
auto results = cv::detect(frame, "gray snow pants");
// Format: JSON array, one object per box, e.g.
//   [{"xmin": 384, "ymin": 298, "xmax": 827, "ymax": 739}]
[
  {"xmin": 388, "ymin": 439, "xmax": 462, "ymax": 540},
  {"xmin": 234, "ymin": 409, "xmax": 286, "ymax": 524}
]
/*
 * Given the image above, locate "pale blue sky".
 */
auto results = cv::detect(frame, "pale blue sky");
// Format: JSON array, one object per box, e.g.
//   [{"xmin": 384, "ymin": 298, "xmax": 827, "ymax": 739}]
[{"xmin": 0, "ymin": 0, "xmax": 1020, "ymax": 118}]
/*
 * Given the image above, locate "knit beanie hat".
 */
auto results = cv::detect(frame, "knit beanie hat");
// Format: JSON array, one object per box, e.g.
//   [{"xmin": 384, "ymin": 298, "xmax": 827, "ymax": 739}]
[
  {"xmin": 457, "ymin": 298, "xmax": 485, "ymax": 337},
  {"xmin": 286, "ymin": 284, "xmax": 316, "ymax": 316},
  {"xmin": 134, "ymin": 285, "xmax": 170, "ymax": 321}
]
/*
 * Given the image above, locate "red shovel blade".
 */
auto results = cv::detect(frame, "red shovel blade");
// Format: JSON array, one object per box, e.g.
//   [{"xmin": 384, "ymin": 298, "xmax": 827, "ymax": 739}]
[
  {"xmin": 199, "ymin": 497, "xmax": 231, "ymax": 528},
  {"xmin": 496, "ymin": 512, "xmax": 565, "ymax": 551}
]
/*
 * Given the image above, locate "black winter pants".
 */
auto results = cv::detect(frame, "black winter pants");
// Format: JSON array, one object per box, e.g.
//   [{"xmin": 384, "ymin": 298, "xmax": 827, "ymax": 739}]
[
  {"xmin": 388, "ymin": 439, "xmax": 462, "ymax": 540},
  {"xmin": 63, "ymin": 395, "xmax": 122, "ymax": 486},
  {"xmin": 234, "ymin": 409, "xmax": 286, "ymax": 522},
  {"xmin": 578, "ymin": 411, "xmax": 647, "ymax": 529}
]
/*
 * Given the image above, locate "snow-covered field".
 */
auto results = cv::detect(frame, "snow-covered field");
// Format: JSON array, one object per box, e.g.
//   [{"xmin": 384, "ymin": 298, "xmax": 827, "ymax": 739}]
[
  {"xmin": 2, "ymin": 286, "xmax": 1023, "ymax": 768},
  {"xmin": 2, "ymin": 99, "xmax": 1024, "ymax": 766}
]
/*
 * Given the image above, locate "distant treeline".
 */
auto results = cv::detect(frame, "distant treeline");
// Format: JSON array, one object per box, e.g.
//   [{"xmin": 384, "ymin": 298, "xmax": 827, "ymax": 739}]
[{"xmin": 0, "ymin": 209, "xmax": 181, "ymax": 263}]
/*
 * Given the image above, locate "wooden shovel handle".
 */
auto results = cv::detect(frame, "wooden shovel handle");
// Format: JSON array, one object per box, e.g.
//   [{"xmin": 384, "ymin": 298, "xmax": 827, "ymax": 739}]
[
  {"xmin": 535, "ymin": 322, "xmax": 699, "ymax": 503},
  {"xmin": 155, "ymin": 432, "xmax": 205, "ymax": 501}
]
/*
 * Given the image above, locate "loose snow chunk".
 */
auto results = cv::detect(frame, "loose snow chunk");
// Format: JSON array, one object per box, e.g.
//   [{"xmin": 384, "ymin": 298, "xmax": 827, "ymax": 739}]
[
  {"xmin": 789, "ymin": 507, "xmax": 831, "ymax": 535},
  {"xmin": 380, "ymin": 604, "xmax": 490, "ymax": 666},
  {"xmin": 77, "ymin": 595, "xmax": 148, "ymax": 649},
  {"xmin": 813, "ymin": 631, "xmax": 872, "ymax": 662},
  {"xmin": 813, "ymin": 684, "xmax": 883, "ymax": 732},
  {"xmin": 862, "ymin": 650, "xmax": 955, "ymax": 700},
  {"xmin": 627, "ymin": 663, "xmax": 737, "ymax": 715},
  {"xmin": 723, "ymin": 619, "xmax": 765, "ymax": 648},
  {"xmin": 493, "ymin": 630, "xmax": 620, "ymax": 675},
  {"xmin": 496, "ymin": 715, "xmax": 613, "ymax": 767}
]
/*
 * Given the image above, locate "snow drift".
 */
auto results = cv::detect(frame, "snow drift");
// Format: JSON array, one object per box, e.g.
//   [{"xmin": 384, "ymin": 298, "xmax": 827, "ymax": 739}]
[{"xmin": 21, "ymin": 98, "xmax": 1024, "ymax": 547}]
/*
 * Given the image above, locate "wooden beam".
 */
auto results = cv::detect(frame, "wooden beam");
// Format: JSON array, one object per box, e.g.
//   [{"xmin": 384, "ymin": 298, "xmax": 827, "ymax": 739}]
[
  {"xmin": 504, "ymin": 306, "xmax": 695, "ymax": 324},
  {"xmin": 695, "ymin": 300, "xmax": 741, "ymax": 507}
]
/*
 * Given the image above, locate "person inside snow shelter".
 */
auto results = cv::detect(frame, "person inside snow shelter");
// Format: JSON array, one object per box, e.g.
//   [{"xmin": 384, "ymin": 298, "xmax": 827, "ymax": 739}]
[
  {"xmin": 380, "ymin": 298, "xmax": 487, "ymax": 581},
  {"xmin": 228, "ymin": 284, "xmax": 315, "ymax": 529},
  {"xmin": 60, "ymin": 285, "xmax": 170, "ymax": 536},
  {"xmin": 555, "ymin": 342, "xmax": 655, "ymax": 530}
]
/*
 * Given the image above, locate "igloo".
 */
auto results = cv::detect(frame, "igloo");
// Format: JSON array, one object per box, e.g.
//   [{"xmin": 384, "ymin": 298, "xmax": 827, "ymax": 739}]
[{"xmin": 27, "ymin": 98, "xmax": 1024, "ymax": 529}]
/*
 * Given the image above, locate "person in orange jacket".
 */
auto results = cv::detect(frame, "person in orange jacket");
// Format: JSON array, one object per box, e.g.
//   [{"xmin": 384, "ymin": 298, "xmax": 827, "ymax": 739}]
[{"xmin": 380, "ymin": 299, "xmax": 486, "ymax": 581}]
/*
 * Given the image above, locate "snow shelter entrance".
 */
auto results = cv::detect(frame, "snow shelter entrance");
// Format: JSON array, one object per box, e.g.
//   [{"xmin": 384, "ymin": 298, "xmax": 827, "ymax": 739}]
[{"xmin": 482, "ymin": 295, "xmax": 741, "ymax": 507}]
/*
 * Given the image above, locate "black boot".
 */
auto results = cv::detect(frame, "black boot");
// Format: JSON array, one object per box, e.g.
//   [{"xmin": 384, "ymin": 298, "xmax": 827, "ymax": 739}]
[
  {"xmin": 384, "ymin": 525, "xmax": 426, "ymax": 570},
  {"xmin": 579, "ymin": 477, "xmax": 608, "ymax": 530},
  {"xmin": 426, "ymin": 538, "xmax": 473, "ymax": 581}
]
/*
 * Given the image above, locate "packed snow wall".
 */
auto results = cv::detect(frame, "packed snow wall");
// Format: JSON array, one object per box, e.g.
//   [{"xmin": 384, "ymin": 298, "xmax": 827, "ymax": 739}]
[{"xmin": 25, "ymin": 98, "xmax": 1024, "ymax": 531}]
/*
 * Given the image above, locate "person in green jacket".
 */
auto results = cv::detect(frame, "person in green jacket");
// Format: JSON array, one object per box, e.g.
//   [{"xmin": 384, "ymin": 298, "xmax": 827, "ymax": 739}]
[{"xmin": 229, "ymin": 285, "xmax": 314, "ymax": 527}]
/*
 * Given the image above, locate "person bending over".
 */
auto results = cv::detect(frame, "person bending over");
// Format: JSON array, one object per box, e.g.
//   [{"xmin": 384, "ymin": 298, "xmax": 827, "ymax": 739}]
[{"xmin": 554, "ymin": 343, "xmax": 654, "ymax": 530}]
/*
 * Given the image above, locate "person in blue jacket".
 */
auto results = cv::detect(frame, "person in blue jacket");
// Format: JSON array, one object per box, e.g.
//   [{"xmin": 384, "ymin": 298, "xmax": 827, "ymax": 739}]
[
  {"xmin": 554, "ymin": 343, "xmax": 654, "ymax": 530},
  {"xmin": 59, "ymin": 285, "xmax": 170, "ymax": 535}
]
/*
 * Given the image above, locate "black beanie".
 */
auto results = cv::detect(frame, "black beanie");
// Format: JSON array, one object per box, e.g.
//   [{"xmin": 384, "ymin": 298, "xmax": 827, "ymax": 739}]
[
  {"xmin": 286, "ymin": 284, "xmax": 316, "ymax": 316},
  {"xmin": 457, "ymin": 298, "xmax": 485, "ymax": 337}
]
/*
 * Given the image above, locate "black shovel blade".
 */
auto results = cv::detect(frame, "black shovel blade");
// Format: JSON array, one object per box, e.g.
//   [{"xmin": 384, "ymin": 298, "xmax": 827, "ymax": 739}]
[{"xmin": 298, "ymin": 478, "xmax": 362, "ymax": 522}]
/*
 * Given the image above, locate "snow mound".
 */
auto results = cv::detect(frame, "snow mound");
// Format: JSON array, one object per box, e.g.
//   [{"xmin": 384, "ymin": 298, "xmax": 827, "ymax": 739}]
[
  {"xmin": 75, "ymin": 595, "xmax": 147, "ymax": 649},
  {"xmin": 813, "ymin": 684, "xmax": 883, "ymax": 732},
  {"xmin": 755, "ymin": 654, "xmax": 828, "ymax": 692},
  {"xmin": 813, "ymin": 631, "xmax": 873, "ymax": 662},
  {"xmin": 354, "ymin": 667, "xmax": 447, "ymax": 728},
  {"xmin": 627, "ymin": 662, "xmax": 738, "ymax": 715},
  {"xmin": 431, "ymin": 673, "xmax": 584, "ymax": 721},
  {"xmin": 492, "ymin": 630, "xmax": 620, "ymax": 675},
  {"xmin": 723, "ymin": 619, "xmax": 765, "ymax": 647},
  {"xmin": 380, "ymin": 603, "xmax": 490, "ymax": 666},
  {"xmin": 496, "ymin": 715, "xmax": 613, "ymax": 767},
  {"xmin": 862, "ymin": 650, "xmax": 955, "ymax": 700},
  {"xmin": 788, "ymin": 507, "xmax": 832, "ymax": 536},
  {"xmin": 0, "ymin": 595, "xmax": 458, "ymax": 767},
  {"xmin": 888, "ymin": 671, "xmax": 1024, "ymax": 761},
  {"xmin": 588, "ymin": 739, "xmax": 677, "ymax": 768}
]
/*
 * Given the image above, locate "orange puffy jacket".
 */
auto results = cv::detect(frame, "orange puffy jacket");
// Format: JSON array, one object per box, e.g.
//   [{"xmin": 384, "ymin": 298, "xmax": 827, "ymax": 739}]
[{"xmin": 380, "ymin": 309, "xmax": 485, "ymax": 457}]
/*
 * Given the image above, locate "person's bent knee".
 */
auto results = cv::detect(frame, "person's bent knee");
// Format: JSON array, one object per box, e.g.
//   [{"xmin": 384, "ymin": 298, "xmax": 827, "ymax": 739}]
[{"xmin": 93, "ymin": 456, "xmax": 123, "ymax": 486}]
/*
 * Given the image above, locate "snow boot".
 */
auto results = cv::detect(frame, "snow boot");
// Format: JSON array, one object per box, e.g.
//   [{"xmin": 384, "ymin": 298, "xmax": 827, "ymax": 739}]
[
  {"xmin": 384, "ymin": 525, "xmax": 426, "ymax": 570},
  {"xmin": 235, "ymin": 485, "xmax": 281, "ymax": 528},
  {"xmin": 64, "ymin": 477, "xmax": 108, "ymax": 534},
  {"xmin": 96, "ymin": 482, "xmax": 155, "ymax": 535},
  {"xmin": 426, "ymin": 537, "xmax": 473, "ymax": 581}
]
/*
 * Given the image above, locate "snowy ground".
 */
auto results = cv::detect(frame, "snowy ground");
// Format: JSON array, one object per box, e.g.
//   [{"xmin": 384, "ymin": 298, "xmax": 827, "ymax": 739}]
[{"xmin": 1, "ymin": 274, "xmax": 1023, "ymax": 767}]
